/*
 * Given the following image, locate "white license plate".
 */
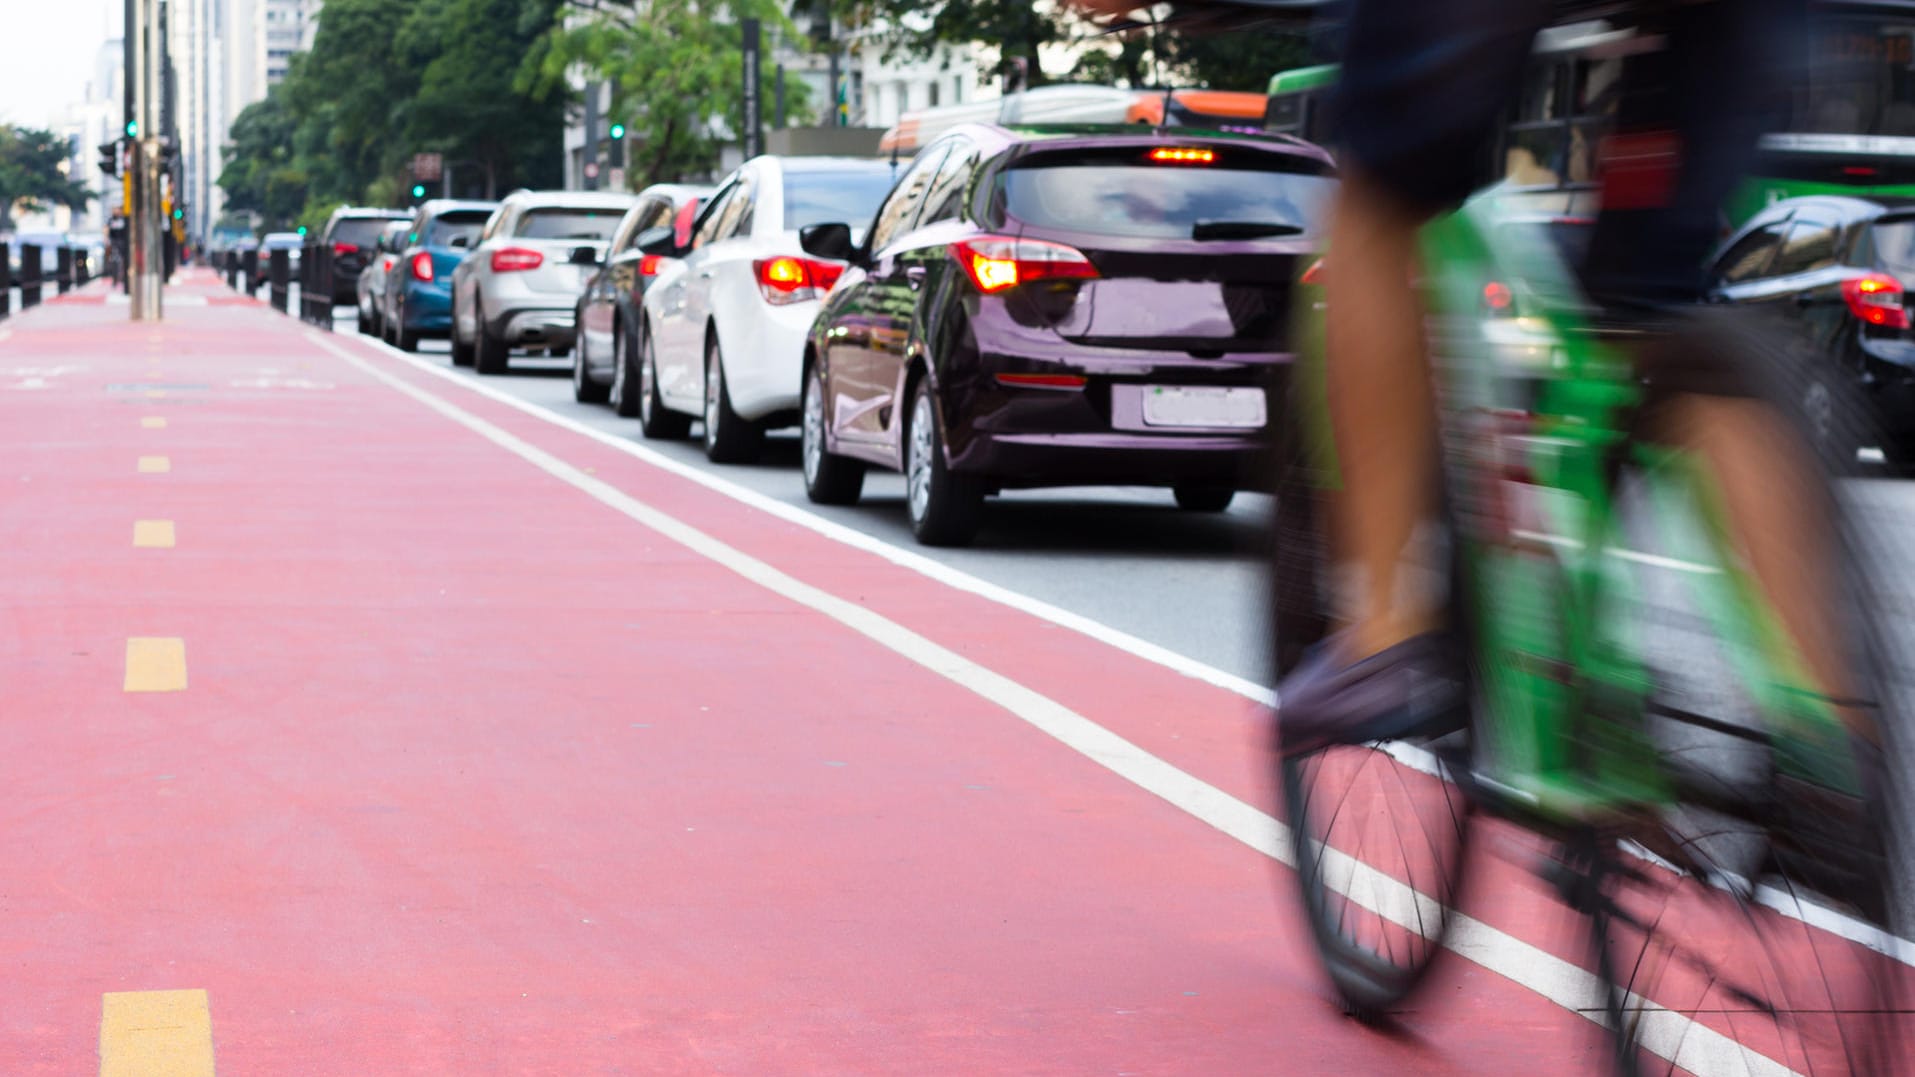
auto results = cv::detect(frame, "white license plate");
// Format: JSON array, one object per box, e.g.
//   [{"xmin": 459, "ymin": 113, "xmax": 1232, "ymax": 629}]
[{"xmin": 1141, "ymin": 386, "xmax": 1266, "ymax": 429}]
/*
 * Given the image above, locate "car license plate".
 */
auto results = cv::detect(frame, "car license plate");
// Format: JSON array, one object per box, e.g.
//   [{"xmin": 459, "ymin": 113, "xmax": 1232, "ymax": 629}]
[{"xmin": 1141, "ymin": 386, "xmax": 1266, "ymax": 429}]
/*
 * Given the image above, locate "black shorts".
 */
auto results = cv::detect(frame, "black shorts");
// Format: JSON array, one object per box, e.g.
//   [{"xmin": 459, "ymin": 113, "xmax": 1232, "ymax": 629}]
[{"xmin": 1333, "ymin": 0, "xmax": 1803, "ymax": 303}]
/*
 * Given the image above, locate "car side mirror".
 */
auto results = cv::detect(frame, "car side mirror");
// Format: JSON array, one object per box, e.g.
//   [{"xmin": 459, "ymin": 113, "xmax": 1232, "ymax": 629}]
[
  {"xmin": 569, "ymin": 245, "xmax": 601, "ymax": 266},
  {"xmin": 799, "ymin": 222, "xmax": 855, "ymax": 264},
  {"xmin": 448, "ymin": 234, "xmax": 471, "ymax": 249}
]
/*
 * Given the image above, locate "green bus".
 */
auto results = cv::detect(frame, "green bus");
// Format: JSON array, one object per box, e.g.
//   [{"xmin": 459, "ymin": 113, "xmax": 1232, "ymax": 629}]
[{"xmin": 1264, "ymin": 2, "xmax": 1915, "ymax": 226}]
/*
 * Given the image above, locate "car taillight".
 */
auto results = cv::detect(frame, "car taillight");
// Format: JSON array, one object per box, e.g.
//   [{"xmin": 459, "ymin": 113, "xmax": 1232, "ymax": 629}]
[
  {"xmin": 995, "ymin": 372, "xmax": 1087, "ymax": 389},
  {"xmin": 1149, "ymin": 146, "xmax": 1216, "ymax": 165},
  {"xmin": 1841, "ymin": 273, "xmax": 1908, "ymax": 329},
  {"xmin": 410, "ymin": 251, "xmax": 434, "ymax": 282},
  {"xmin": 752, "ymin": 256, "xmax": 843, "ymax": 304},
  {"xmin": 332, "ymin": 242, "xmax": 359, "ymax": 257},
  {"xmin": 1299, "ymin": 258, "xmax": 1324, "ymax": 286},
  {"xmin": 639, "ymin": 254, "xmax": 665, "ymax": 277},
  {"xmin": 490, "ymin": 247, "xmax": 544, "ymax": 273},
  {"xmin": 949, "ymin": 236, "xmax": 1098, "ymax": 294}
]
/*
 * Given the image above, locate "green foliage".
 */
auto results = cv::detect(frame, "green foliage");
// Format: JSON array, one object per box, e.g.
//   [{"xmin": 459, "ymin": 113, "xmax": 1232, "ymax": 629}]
[
  {"xmin": 831, "ymin": 0, "xmax": 1071, "ymax": 86},
  {"xmin": 219, "ymin": 0, "xmax": 567, "ymax": 223},
  {"xmin": 0, "ymin": 125, "xmax": 91, "ymax": 230},
  {"xmin": 526, "ymin": 0, "xmax": 813, "ymax": 188}
]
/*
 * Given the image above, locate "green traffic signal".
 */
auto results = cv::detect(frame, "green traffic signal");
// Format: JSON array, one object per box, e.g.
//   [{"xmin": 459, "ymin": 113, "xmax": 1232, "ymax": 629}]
[
  {"xmin": 125, "ymin": 120, "xmax": 138, "ymax": 137},
  {"xmin": 411, "ymin": 184, "xmax": 426, "ymax": 198},
  {"xmin": 172, "ymin": 208, "xmax": 183, "ymax": 220},
  {"xmin": 296, "ymin": 226, "xmax": 307, "ymax": 236},
  {"xmin": 609, "ymin": 123, "xmax": 625, "ymax": 140}
]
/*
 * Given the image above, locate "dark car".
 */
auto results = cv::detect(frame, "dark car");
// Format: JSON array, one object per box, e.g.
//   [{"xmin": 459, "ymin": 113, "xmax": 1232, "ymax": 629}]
[
  {"xmin": 571, "ymin": 183, "xmax": 710, "ymax": 410},
  {"xmin": 320, "ymin": 206, "xmax": 412, "ymax": 305},
  {"xmin": 1706, "ymin": 195, "xmax": 1915, "ymax": 467},
  {"xmin": 381, "ymin": 200, "xmax": 498, "ymax": 351},
  {"xmin": 798, "ymin": 123, "xmax": 1335, "ymax": 545}
]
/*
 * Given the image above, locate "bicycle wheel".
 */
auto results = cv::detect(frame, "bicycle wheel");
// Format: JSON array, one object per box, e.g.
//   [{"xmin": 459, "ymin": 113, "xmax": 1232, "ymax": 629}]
[{"xmin": 1581, "ymin": 310, "xmax": 1909, "ymax": 1076}]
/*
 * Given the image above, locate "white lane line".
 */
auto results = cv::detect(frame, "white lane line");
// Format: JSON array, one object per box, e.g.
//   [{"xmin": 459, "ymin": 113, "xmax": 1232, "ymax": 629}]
[
  {"xmin": 313, "ymin": 331, "xmax": 1801, "ymax": 1075},
  {"xmin": 343, "ymin": 332, "xmax": 1274, "ymax": 706}
]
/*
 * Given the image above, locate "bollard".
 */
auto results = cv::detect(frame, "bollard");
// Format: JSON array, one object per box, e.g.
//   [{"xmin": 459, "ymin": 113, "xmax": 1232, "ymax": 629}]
[
  {"xmin": 315, "ymin": 243, "xmax": 334, "ymax": 332},
  {"xmin": 269, "ymin": 248, "xmax": 290, "ymax": 312},
  {"xmin": 55, "ymin": 247, "xmax": 73, "ymax": 295},
  {"xmin": 226, "ymin": 250, "xmax": 240, "ymax": 289},
  {"xmin": 76, "ymin": 249, "xmax": 91, "ymax": 286},
  {"xmin": 242, "ymin": 248, "xmax": 260, "ymax": 295},
  {"xmin": 21, "ymin": 245, "xmax": 42, "ymax": 308},
  {"xmin": 0, "ymin": 249, "xmax": 10, "ymax": 320}
]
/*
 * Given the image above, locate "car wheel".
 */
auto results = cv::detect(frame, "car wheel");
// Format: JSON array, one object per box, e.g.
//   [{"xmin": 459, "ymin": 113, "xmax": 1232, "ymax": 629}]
[
  {"xmin": 475, "ymin": 303, "xmax": 511, "ymax": 375},
  {"xmin": 904, "ymin": 378, "xmax": 982, "ymax": 546},
  {"xmin": 636, "ymin": 326, "xmax": 691, "ymax": 439},
  {"xmin": 701, "ymin": 334, "xmax": 764, "ymax": 464},
  {"xmin": 610, "ymin": 322, "xmax": 641, "ymax": 418},
  {"xmin": 449, "ymin": 298, "xmax": 475, "ymax": 366},
  {"xmin": 397, "ymin": 326, "xmax": 420, "ymax": 353},
  {"xmin": 802, "ymin": 359, "xmax": 864, "ymax": 505},
  {"xmin": 357, "ymin": 300, "xmax": 375, "ymax": 336},
  {"xmin": 572, "ymin": 320, "xmax": 609, "ymax": 404},
  {"xmin": 1173, "ymin": 484, "xmax": 1235, "ymax": 512},
  {"xmin": 1804, "ymin": 375, "xmax": 1860, "ymax": 471}
]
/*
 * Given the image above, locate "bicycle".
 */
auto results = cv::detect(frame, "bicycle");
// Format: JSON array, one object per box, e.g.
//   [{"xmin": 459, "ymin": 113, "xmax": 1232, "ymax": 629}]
[{"xmin": 1271, "ymin": 189, "xmax": 1914, "ymax": 1074}]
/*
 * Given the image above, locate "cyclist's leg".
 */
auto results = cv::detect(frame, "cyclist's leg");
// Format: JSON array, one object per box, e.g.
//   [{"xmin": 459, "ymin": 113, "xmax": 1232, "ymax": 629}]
[{"xmin": 1280, "ymin": 0, "xmax": 1547, "ymax": 745}]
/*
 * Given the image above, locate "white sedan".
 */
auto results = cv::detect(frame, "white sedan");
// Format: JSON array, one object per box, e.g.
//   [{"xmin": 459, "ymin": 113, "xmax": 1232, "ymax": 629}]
[{"xmin": 636, "ymin": 154, "xmax": 900, "ymax": 462}]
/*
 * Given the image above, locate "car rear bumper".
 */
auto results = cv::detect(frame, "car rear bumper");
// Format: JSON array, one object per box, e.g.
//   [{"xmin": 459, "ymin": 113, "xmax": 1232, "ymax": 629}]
[
  {"xmin": 400, "ymin": 283, "xmax": 455, "ymax": 333},
  {"xmin": 488, "ymin": 305, "xmax": 576, "ymax": 348},
  {"xmin": 943, "ymin": 337, "xmax": 1288, "ymax": 489}
]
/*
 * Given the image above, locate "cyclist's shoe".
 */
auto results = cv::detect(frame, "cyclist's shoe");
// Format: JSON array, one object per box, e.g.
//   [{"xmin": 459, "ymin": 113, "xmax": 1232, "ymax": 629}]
[{"xmin": 1276, "ymin": 632, "xmax": 1466, "ymax": 758}]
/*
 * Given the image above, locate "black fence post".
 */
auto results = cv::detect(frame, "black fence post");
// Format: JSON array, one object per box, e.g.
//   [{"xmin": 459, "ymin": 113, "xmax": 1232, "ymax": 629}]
[
  {"xmin": 0, "ymin": 250, "xmax": 10, "ymax": 320},
  {"xmin": 55, "ymin": 247, "xmax": 73, "ymax": 295},
  {"xmin": 242, "ymin": 248, "xmax": 260, "ymax": 295},
  {"xmin": 75, "ymin": 248, "xmax": 91, "ymax": 286},
  {"xmin": 269, "ymin": 248, "xmax": 289, "ymax": 312},
  {"xmin": 21, "ymin": 246, "xmax": 42, "ymax": 308},
  {"xmin": 225, "ymin": 251, "xmax": 239, "ymax": 289},
  {"xmin": 314, "ymin": 243, "xmax": 334, "ymax": 331}
]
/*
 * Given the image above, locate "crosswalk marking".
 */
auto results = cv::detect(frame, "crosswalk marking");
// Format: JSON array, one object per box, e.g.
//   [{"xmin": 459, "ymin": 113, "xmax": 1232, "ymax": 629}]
[
  {"xmin": 99, "ymin": 990, "xmax": 213, "ymax": 1077},
  {"xmin": 123, "ymin": 638, "xmax": 187, "ymax": 693}
]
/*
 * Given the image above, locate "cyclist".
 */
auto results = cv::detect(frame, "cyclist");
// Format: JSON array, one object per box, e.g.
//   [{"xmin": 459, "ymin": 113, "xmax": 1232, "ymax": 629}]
[{"xmin": 1268, "ymin": 0, "xmax": 1878, "ymax": 765}]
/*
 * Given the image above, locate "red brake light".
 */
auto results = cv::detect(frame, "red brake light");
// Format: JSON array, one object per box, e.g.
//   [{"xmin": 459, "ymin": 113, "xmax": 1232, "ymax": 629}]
[
  {"xmin": 948, "ymin": 236, "xmax": 1098, "ymax": 294},
  {"xmin": 1483, "ymin": 280, "xmax": 1514, "ymax": 314},
  {"xmin": 1841, "ymin": 273, "xmax": 1908, "ymax": 329},
  {"xmin": 1299, "ymin": 258, "xmax": 1324, "ymax": 286},
  {"xmin": 1149, "ymin": 147, "xmax": 1216, "ymax": 165},
  {"xmin": 332, "ymin": 242, "xmax": 359, "ymax": 256},
  {"xmin": 639, "ymin": 253, "xmax": 664, "ymax": 277},
  {"xmin": 751, "ymin": 256, "xmax": 843, "ymax": 304},
  {"xmin": 995, "ymin": 373, "xmax": 1087, "ymax": 389},
  {"xmin": 490, "ymin": 247, "xmax": 544, "ymax": 273},
  {"xmin": 410, "ymin": 251, "xmax": 434, "ymax": 282}
]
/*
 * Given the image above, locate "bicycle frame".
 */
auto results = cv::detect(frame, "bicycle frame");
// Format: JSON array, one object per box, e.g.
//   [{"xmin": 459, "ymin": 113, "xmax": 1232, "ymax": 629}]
[{"xmin": 1316, "ymin": 194, "xmax": 1857, "ymax": 824}]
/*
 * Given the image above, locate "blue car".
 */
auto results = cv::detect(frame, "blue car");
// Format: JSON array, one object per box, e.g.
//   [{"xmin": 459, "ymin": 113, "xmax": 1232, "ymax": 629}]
[{"xmin": 382, "ymin": 200, "xmax": 499, "ymax": 351}]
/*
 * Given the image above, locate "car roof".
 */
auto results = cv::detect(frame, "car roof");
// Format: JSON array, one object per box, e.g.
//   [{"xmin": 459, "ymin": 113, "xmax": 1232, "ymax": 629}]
[
  {"xmin": 504, "ymin": 189, "xmax": 638, "ymax": 208},
  {"xmin": 632, "ymin": 183, "xmax": 712, "ymax": 203},
  {"xmin": 330, "ymin": 207, "xmax": 410, "ymax": 219},
  {"xmin": 419, "ymin": 199, "xmax": 498, "ymax": 217},
  {"xmin": 760, "ymin": 155, "xmax": 901, "ymax": 176}
]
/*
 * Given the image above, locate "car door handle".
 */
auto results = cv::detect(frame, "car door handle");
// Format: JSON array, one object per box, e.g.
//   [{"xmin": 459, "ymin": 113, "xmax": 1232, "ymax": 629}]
[
  {"xmin": 698, "ymin": 269, "xmax": 716, "ymax": 279},
  {"xmin": 903, "ymin": 266, "xmax": 927, "ymax": 290}
]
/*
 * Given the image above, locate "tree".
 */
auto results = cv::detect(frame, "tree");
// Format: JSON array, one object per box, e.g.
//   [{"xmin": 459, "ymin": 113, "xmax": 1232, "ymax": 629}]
[
  {"xmin": 526, "ymin": 0, "xmax": 811, "ymax": 188},
  {"xmin": 219, "ymin": 91, "xmax": 308, "ymax": 230},
  {"xmin": 834, "ymin": 0, "xmax": 1075, "ymax": 87},
  {"xmin": 0, "ymin": 125, "xmax": 90, "ymax": 232},
  {"xmin": 406, "ymin": 0, "xmax": 567, "ymax": 198}
]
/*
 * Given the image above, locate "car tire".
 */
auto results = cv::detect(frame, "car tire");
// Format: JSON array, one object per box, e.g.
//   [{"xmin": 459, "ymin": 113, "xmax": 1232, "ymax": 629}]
[
  {"xmin": 904, "ymin": 378, "xmax": 982, "ymax": 547},
  {"xmin": 1803, "ymin": 374, "xmax": 1860, "ymax": 471},
  {"xmin": 636, "ymin": 325, "xmax": 691, "ymax": 439},
  {"xmin": 610, "ymin": 321, "xmax": 642, "ymax": 418},
  {"xmin": 358, "ymin": 302, "xmax": 376, "ymax": 336},
  {"xmin": 701, "ymin": 335, "xmax": 764, "ymax": 464},
  {"xmin": 1173, "ymin": 484, "xmax": 1235, "ymax": 512},
  {"xmin": 397, "ymin": 326, "xmax": 420, "ymax": 353},
  {"xmin": 801, "ymin": 359, "xmax": 864, "ymax": 505},
  {"xmin": 450, "ymin": 300, "xmax": 475, "ymax": 367},
  {"xmin": 475, "ymin": 304, "xmax": 510, "ymax": 375},
  {"xmin": 573, "ymin": 320, "xmax": 609, "ymax": 404}
]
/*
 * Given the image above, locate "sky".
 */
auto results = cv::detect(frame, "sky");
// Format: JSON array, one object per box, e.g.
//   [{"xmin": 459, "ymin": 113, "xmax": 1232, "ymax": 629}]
[{"xmin": 1, "ymin": 0, "xmax": 121, "ymax": 129}]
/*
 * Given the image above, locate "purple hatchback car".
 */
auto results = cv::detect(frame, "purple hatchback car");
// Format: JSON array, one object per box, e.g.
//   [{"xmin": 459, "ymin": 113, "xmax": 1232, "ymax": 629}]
[{"xmin": 798, "ymin": 123, "xmax": 1335, "ymax": 545}]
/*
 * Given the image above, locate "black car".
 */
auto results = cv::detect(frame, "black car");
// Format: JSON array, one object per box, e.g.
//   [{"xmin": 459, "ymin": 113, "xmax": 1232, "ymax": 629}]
[
  {"xmin": 320, "ymin": 206, "xmax": 412, "ymax": 305},
  {"xmin": 1707, "ymin": 195, "xmax": 1915, "ymax": 467},
  {"xmin": 798, "ymin": 122, "xmax": 1335, "ymax": 545},
  {"xmin": 571, "ymin": 183, "xmax": 711, "ymax": 411}
]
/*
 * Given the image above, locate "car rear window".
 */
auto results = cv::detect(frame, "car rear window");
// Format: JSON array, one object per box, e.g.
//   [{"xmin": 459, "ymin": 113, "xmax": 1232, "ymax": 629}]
[
  {"xmin": 1494, "ymin": 218, "xmax": 1595, "ymax": 265},
  {"xmin": 425, "ymin": 210, "xmax": 490, "ymax": 248},
  {"xmin": 518, "ymin": 208, "xmax": 625, "ymax": 241},
  {"xmin": 997, "ymin": 154, "xmax": 1334, "ymax": 240},
  {"xmin": 331, "ymin": 217, "xmax": 399, "ymax": 247},
  {"xmin": 1872, "ymin": 217, "xmax": 1915, "ymax": 280},
  {"xmin": 782, "ymin": 169, "xmax": 900, "ymax": 232}
]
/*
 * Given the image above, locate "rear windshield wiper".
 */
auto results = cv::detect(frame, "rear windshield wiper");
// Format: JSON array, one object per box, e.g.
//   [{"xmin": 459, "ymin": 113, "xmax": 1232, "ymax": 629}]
[{"xmin": 1191, "ymin": 220, "xmax": 1304, "ymax": 240}]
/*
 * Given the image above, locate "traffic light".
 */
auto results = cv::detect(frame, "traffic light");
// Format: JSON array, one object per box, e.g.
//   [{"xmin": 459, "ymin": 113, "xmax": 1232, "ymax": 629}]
[
  {"xmin": 97, "ymin": 140, "xmax": 121, "ymax": 178},
  {"xmin": 410, "ymin": 183, "xmax": 426, "ymax": 200},
  {"xmin": 124, "ymin": 119, "xmax": 138, "ymax": 137},
  {"xmin": 608, "ymin": 122, "xmax": 626, "ymax": 168},
  {"xmin": 296, "ymin": 226, "xmax": 307, "ymax": 237}
]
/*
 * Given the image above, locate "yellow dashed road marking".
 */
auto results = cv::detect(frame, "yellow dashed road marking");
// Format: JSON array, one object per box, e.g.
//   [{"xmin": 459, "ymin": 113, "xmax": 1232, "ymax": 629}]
[
  {"xmin": 145, "ymin": 390, "xmax": 166, "ymax": 399},
  {"xmin": 141, "ymin": 417, "xmax": 167, "ymax": 429},
  {"xmin": 137, "ymin": 456, "xmax": 170, "ymax": 474},
  {"xmin": 99, "ymin": 990, "xmax": 213, "ymax": 1077},
  {"xmin": 123, "ymin": 638, "xmax": 187, "ymax": 693},
  {"xmin": 133, "ymin": 521, "xmax": 175, "ymax": 548}
]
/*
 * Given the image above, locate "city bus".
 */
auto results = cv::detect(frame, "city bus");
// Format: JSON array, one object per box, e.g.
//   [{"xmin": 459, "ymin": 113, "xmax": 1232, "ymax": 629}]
[{"xmin": 1262, "ymin": 2, "xmax": 1915, "ymax": 226}]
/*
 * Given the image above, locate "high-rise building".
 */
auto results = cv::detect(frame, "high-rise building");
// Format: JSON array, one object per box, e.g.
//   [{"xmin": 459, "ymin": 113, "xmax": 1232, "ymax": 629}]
[
  {"xmin": 168, "ymin": 0, "xmax": 226, "ymax": 242},
  {"xmin": 261, "ymin": 0, "xmax": 321, "ymax": 87}
]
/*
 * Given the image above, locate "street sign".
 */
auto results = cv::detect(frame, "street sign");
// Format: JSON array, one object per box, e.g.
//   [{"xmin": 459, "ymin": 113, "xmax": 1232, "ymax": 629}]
[
  {"xmin": 607, "ymin": 167, "xmax": 626, "ymax": 190},
  {"xmin": 584, "ymin": 162, "xmax": 600, "ymax": 180},
  {"xmin": 411, "ymin": 152, "xmax": 444, "ymax": 182}
]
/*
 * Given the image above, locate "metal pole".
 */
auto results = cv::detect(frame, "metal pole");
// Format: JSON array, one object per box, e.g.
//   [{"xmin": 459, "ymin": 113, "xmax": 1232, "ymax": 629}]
[
  {"xmin": 581, "ymin": 83, "xmax": 599, "ymax": 191},
  {"xmin": 742, "ymin": 19, "xmax": 762, "ymax": 159},
  {"xmin": 129, "ymin": 0, "xmax": 163, "ymax": 321}
]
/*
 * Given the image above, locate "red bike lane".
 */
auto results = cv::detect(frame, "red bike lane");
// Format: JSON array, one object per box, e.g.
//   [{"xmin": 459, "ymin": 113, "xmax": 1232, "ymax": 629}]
[{"xmin": 0, "ymin": 276, "xmax": 1802, "ymax": 1073}]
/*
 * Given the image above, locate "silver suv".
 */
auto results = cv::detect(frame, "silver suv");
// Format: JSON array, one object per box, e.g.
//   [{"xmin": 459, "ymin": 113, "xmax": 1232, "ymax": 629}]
[{"xmin": 449, "ymin": 189, "xmax": 639, "ymax": 373}]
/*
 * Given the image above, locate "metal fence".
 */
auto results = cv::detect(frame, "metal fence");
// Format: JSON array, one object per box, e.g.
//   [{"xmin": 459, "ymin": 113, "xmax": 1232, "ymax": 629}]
[{"xmin": 0, "ymin": 244, "xmax": 96, "ymax": 322}]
